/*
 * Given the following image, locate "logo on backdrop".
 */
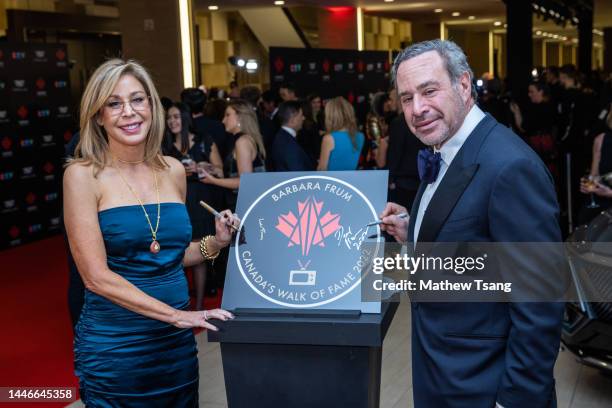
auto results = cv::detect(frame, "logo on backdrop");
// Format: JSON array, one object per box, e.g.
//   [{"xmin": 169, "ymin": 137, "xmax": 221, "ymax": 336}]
[
  {"xmin": 234, "ymin": 175, "xmax": 379, "ymax": 308},
  {"xmin": 57, "ymin": 105, "xmax": 70, "ymax": 118},
  {"xmin": 33, "ymin": 50, "xmax": 48, "ymax": 62},
  {"xmin": 35, "ymin": 78, "xmax": 47, "ymax": 97},
  {"xmin": 2, "ymin": 199, "xmax": 17, "ymax": 214},
  {"xmin": 63, "ymin": 130, "xmax": 73, "ymax": 142},
  {"xmin": 41, "ymin": 134, "xmax": 56, "ymax": 147},
  {"xmin": 274, "ymin": 56, "xmax": 284, "ymax": 73},
  {"xmin": 56, "ymin": 49, "xmax": 67, "ymax": 67},
  {"xmin": 11, "ymin": 51, "xmax": 26, "ymax": 60},
  {"xmin": 12, "ymin": 79, "xmax": 27, "ymax": 92},
  {"xmin": 1, "ymin": 136, "xmax": 12, "ymax": 151}
]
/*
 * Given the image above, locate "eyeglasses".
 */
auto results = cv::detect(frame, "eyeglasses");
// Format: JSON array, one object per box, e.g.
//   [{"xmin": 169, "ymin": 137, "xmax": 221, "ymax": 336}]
[{"xmin": 105, "ymin": 95, "xmax": 150, "ymax": 115}]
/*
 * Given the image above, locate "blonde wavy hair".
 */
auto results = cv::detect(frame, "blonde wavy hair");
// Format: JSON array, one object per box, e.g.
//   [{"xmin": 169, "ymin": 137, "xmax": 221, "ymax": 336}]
[
  {"xmin": 68, "ymin": 58, "xmax": 167, "ymax": 174},
  {"xmin": 325, "ymin": 96, "xmax": 359, "ymax": 151},
  {"xmin": 228, "ymin": 99, "xmax": 266, "ymax": 159}
]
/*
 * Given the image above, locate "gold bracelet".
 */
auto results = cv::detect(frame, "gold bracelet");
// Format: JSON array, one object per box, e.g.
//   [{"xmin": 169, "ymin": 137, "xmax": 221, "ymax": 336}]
[{"xmin": 200, "ymin": 235, "xmax": 220, "ymax": 261}]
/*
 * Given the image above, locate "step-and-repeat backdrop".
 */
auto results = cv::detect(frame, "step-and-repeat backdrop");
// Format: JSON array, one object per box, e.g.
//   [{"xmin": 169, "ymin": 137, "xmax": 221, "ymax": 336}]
[
  {"xmin": 0, "ymin": 43, "xmax": 74, "ymax": 250},
  {"xmin": 269, "ymin": 47, "xmax": 391, "ymax": 121}
]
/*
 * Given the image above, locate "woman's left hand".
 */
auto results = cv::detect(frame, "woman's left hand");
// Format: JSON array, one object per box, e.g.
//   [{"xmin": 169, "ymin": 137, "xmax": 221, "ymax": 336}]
[
  {"xmin": 215, "ymin": 209, "xmax": 240, "ymax": 247},
  {"xmin": 199, "ymin": 169, "xmax": 217, "ymax": 184}
]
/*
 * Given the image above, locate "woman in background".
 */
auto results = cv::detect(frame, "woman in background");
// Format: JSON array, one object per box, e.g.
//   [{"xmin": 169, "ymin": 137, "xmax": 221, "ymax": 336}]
[
  {"xmin": 63, "ymin": 58, "xmax": 235, "ymax": 406},
  {"xmin": 163, "ymin": 102, "xmax": 223, "ymax": 310},
  {"xmin": 317, "ymin": 96, "xmax": 365, "ymax": 171},
  {"xmin": 579, "ymin": 106, "xmax": 612, "ymax": 224},
  {"xmin": 199, "ymin": 99, "xmax": 266, "ymax": 210},
  {"xmin": 510, "ymin": 81, "xmax": 558, "ymax": 178}
]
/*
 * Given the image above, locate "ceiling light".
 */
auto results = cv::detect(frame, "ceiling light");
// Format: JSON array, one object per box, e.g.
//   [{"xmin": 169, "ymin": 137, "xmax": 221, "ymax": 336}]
[
  {"xmin": 274, "ymin": 0, "xmax": 285, "ymax": 5},
  {"xmin": 532, "ymin": 68, "xmax": 538, "ymax": 77},
  {"xmin": 493, "ymin": 21, "xmax": 502, "ymax": 26},
  {"xmin": 536, "ymin": 30, "xmax": 542, "ymax": 35},
  {"xmin": 236, "ymin": 58, "xmax": 246, "ymax": 67},
  {"xmin": 246, "ymin": 59, "xmax": 258, "ymax": 72},
  {"xmin": 384, "ymin": 0, "xmax": 394, "ymax": 2},
  {"xmin": 503, "ymin": 24, "xmax": 507, "ymax": 28},
  {"xmin": 541, "ymin": 7, "xmax": 547, "ymax": 13},
  {"xmin": 452, "ymin": 12, "xmax": 460, "ymax": 17},
  {"xmin": 434, "ymin": 8, "xmax": 443, "ymax": 13},
  {"xmin": 208, "ymin": 5, "xmax": 218, "ymax": 10},
  {"xmin": 468, "ymin": 16, "xmax": 475, "ymax": 20}
]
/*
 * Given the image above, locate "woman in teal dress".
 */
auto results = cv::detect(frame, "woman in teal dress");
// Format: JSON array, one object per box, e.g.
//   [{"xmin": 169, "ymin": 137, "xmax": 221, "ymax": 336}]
[
  {"xmin": 63, "ymin": 59, "xmax": 237, "ymax": 407},
  {"xmin": 317, "ymin": 96, "xmax": 365, "ymax": 171}
]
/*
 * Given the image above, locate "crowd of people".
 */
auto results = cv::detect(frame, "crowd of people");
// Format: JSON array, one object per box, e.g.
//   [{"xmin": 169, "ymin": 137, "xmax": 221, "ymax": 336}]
[{"xmin": 480, "ymin": 65, "xmax": 612, "ymax": 230}]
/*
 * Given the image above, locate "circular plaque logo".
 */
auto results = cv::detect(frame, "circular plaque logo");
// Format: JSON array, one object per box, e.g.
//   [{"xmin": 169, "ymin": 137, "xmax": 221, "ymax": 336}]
[{"xmin": 234, "ymin": 175, "xmax": 382, "ymax": 308}]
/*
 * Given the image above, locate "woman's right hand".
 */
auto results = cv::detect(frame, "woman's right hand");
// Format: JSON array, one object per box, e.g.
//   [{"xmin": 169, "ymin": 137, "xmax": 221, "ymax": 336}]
[{"xmin": 173, "ymin": 308, "xmax": 234, "ymax": 331}]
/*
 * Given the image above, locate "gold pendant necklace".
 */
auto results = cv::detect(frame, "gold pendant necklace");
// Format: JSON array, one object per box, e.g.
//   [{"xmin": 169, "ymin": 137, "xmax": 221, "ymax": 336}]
[{"xmin": 114, "ymin": 159, "xmax": 161, "ymax": 254}]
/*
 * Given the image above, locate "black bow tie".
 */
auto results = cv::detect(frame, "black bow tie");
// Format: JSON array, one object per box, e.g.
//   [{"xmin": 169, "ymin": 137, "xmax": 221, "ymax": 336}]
[{"xmin": 417, "ymin": 149, "xmax": 442, "ymax": 184}]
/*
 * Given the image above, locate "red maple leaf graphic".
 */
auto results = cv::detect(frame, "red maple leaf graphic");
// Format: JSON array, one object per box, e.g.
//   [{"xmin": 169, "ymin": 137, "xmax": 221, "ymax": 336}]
[
  {"xmin": 274, "ymin": 57, "xmax": 284, "ymax": 73},
  {"xmin": 347, "ymin": 92, "xmax": 355, "ymax": 104},
  {"xmin": 276, "ymin": 196, "xmax": 341, "ymax": 256},
  {"xmin": 357, "ymin": 60, "xmax": 364, "ymax": 73},
  {"xmin": 63, "ymin": 130, "xmax": 73, "ymax": 142},
  {"xmin": 56, "ymin": 49, "xmax": 66, "ymax": 61},
  {"xmin": 36, "ymin": 78, "xmax": 45, "ymax": 90},
  {"xmin": 26, "ymin": 192, "xmax": 36, "ymax": 205},
  {"xmin": 43, "ymin": 162, "xmax": 54, "ymax": 174},
  {"xmin": 17, "ymin": 106, "xmax": 28, "ymax": 119},
  {"xmin": 1, "ymin": 137, "xmax": 11, "ymax": 150},
  {"xmin": 9, "ymin": 226, "xmax": 20, "ymax": 239},
  {"xmin": 322, "ymin": 59, "xmax": 330, "ymax": 73}
]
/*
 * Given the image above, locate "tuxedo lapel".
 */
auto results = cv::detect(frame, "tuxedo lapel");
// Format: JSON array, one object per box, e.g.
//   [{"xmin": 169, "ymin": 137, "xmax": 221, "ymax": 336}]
[
  {"xmin": 416, "ymin": 114, "xmax": 497, "ymax": 245},
  {"xmin": 416, "ymin": 163, "xmax": 479, "ymax": 243}
]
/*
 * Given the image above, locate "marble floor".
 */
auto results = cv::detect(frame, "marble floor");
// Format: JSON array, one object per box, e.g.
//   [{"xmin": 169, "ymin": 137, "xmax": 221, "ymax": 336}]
[{"xmin": 69, "ymin": 298, "xmax": 612, "ymax": 407}]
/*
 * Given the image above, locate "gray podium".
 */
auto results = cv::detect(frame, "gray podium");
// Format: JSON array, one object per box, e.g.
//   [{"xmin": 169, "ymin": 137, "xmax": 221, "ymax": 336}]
[{"xmin": 208, "ymin": 302, "xmax": 398, "ymax": 408}]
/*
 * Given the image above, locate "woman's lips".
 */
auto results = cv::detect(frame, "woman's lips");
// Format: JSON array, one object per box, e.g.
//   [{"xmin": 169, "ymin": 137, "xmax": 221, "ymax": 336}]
[{"xmin": 119, "ymin": 122, "xmax": 142, "ymax": 135}]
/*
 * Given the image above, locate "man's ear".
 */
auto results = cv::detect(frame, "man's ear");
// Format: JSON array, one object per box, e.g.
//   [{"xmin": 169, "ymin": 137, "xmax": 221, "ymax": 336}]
[{"xmin": 460, "ymin": 72, "xmax": 472, "ymax": 102}]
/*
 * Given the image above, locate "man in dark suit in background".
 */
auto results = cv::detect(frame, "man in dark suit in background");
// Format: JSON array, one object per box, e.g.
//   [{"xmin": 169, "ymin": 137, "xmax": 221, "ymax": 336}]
[
  {"xmin": 271, "ymin": 101, "xmax": 313, "ymax": 172},
  {"xmin": 181, "ymin": 88, "xmax": 230, "ymax": 160},
  {"xmin": 381, "ymin": 40, "xmax": 564, "ymax": 408}
]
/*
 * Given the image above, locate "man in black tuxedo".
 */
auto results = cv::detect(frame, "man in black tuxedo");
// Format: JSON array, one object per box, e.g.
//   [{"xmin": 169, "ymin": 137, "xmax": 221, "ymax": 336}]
[
  {"xmin": 381, "ymin": 40, "xmax": 564, "ymax": 408},
  {"xmin": 271, "ymin": 101, "xmax": 314, "ymax": 171}
]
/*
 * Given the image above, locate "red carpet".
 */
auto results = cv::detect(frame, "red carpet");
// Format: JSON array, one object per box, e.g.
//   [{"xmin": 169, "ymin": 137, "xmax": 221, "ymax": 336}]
[
  {"xmin": 0, "ymin": 235, "xmax": 221, "ymax": 407},
  {"xmin": 0, "ymin": 236, "xmax": 76, "ymax": 407}
]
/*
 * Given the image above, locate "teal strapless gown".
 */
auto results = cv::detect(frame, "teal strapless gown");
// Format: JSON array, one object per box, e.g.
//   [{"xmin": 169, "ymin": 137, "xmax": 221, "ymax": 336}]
[{"xmin": 74, "ymin": 203, "xmax": 198, "ymax": 407}]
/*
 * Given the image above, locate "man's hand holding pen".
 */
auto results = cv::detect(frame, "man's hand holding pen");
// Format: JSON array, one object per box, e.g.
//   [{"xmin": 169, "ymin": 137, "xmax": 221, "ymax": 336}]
[{"xmin": 379, "ymin": 202, "xmax": 410, "ymax": 244}]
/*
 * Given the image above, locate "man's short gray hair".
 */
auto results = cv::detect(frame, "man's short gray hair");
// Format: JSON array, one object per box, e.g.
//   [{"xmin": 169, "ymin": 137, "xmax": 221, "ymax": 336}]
[{"xmin": 391, "ymin": 39, "xmax": 477, "ymax": 100}]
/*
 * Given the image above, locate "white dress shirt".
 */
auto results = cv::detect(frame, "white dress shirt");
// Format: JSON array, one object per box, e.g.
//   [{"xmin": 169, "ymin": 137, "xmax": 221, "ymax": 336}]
[
  {"xmin": 412, "ymin": 105, "xmax": 486, "ymax": 244},
  {"xmin": 282, "ymin": 126, "xmax": 297, "ymax": 138}
]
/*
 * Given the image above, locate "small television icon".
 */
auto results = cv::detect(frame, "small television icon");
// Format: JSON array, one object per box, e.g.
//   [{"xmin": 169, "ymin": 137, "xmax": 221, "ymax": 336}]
[{"xmin": 289, "ymin": 270, "xmax": 316, "ymax": 286}]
